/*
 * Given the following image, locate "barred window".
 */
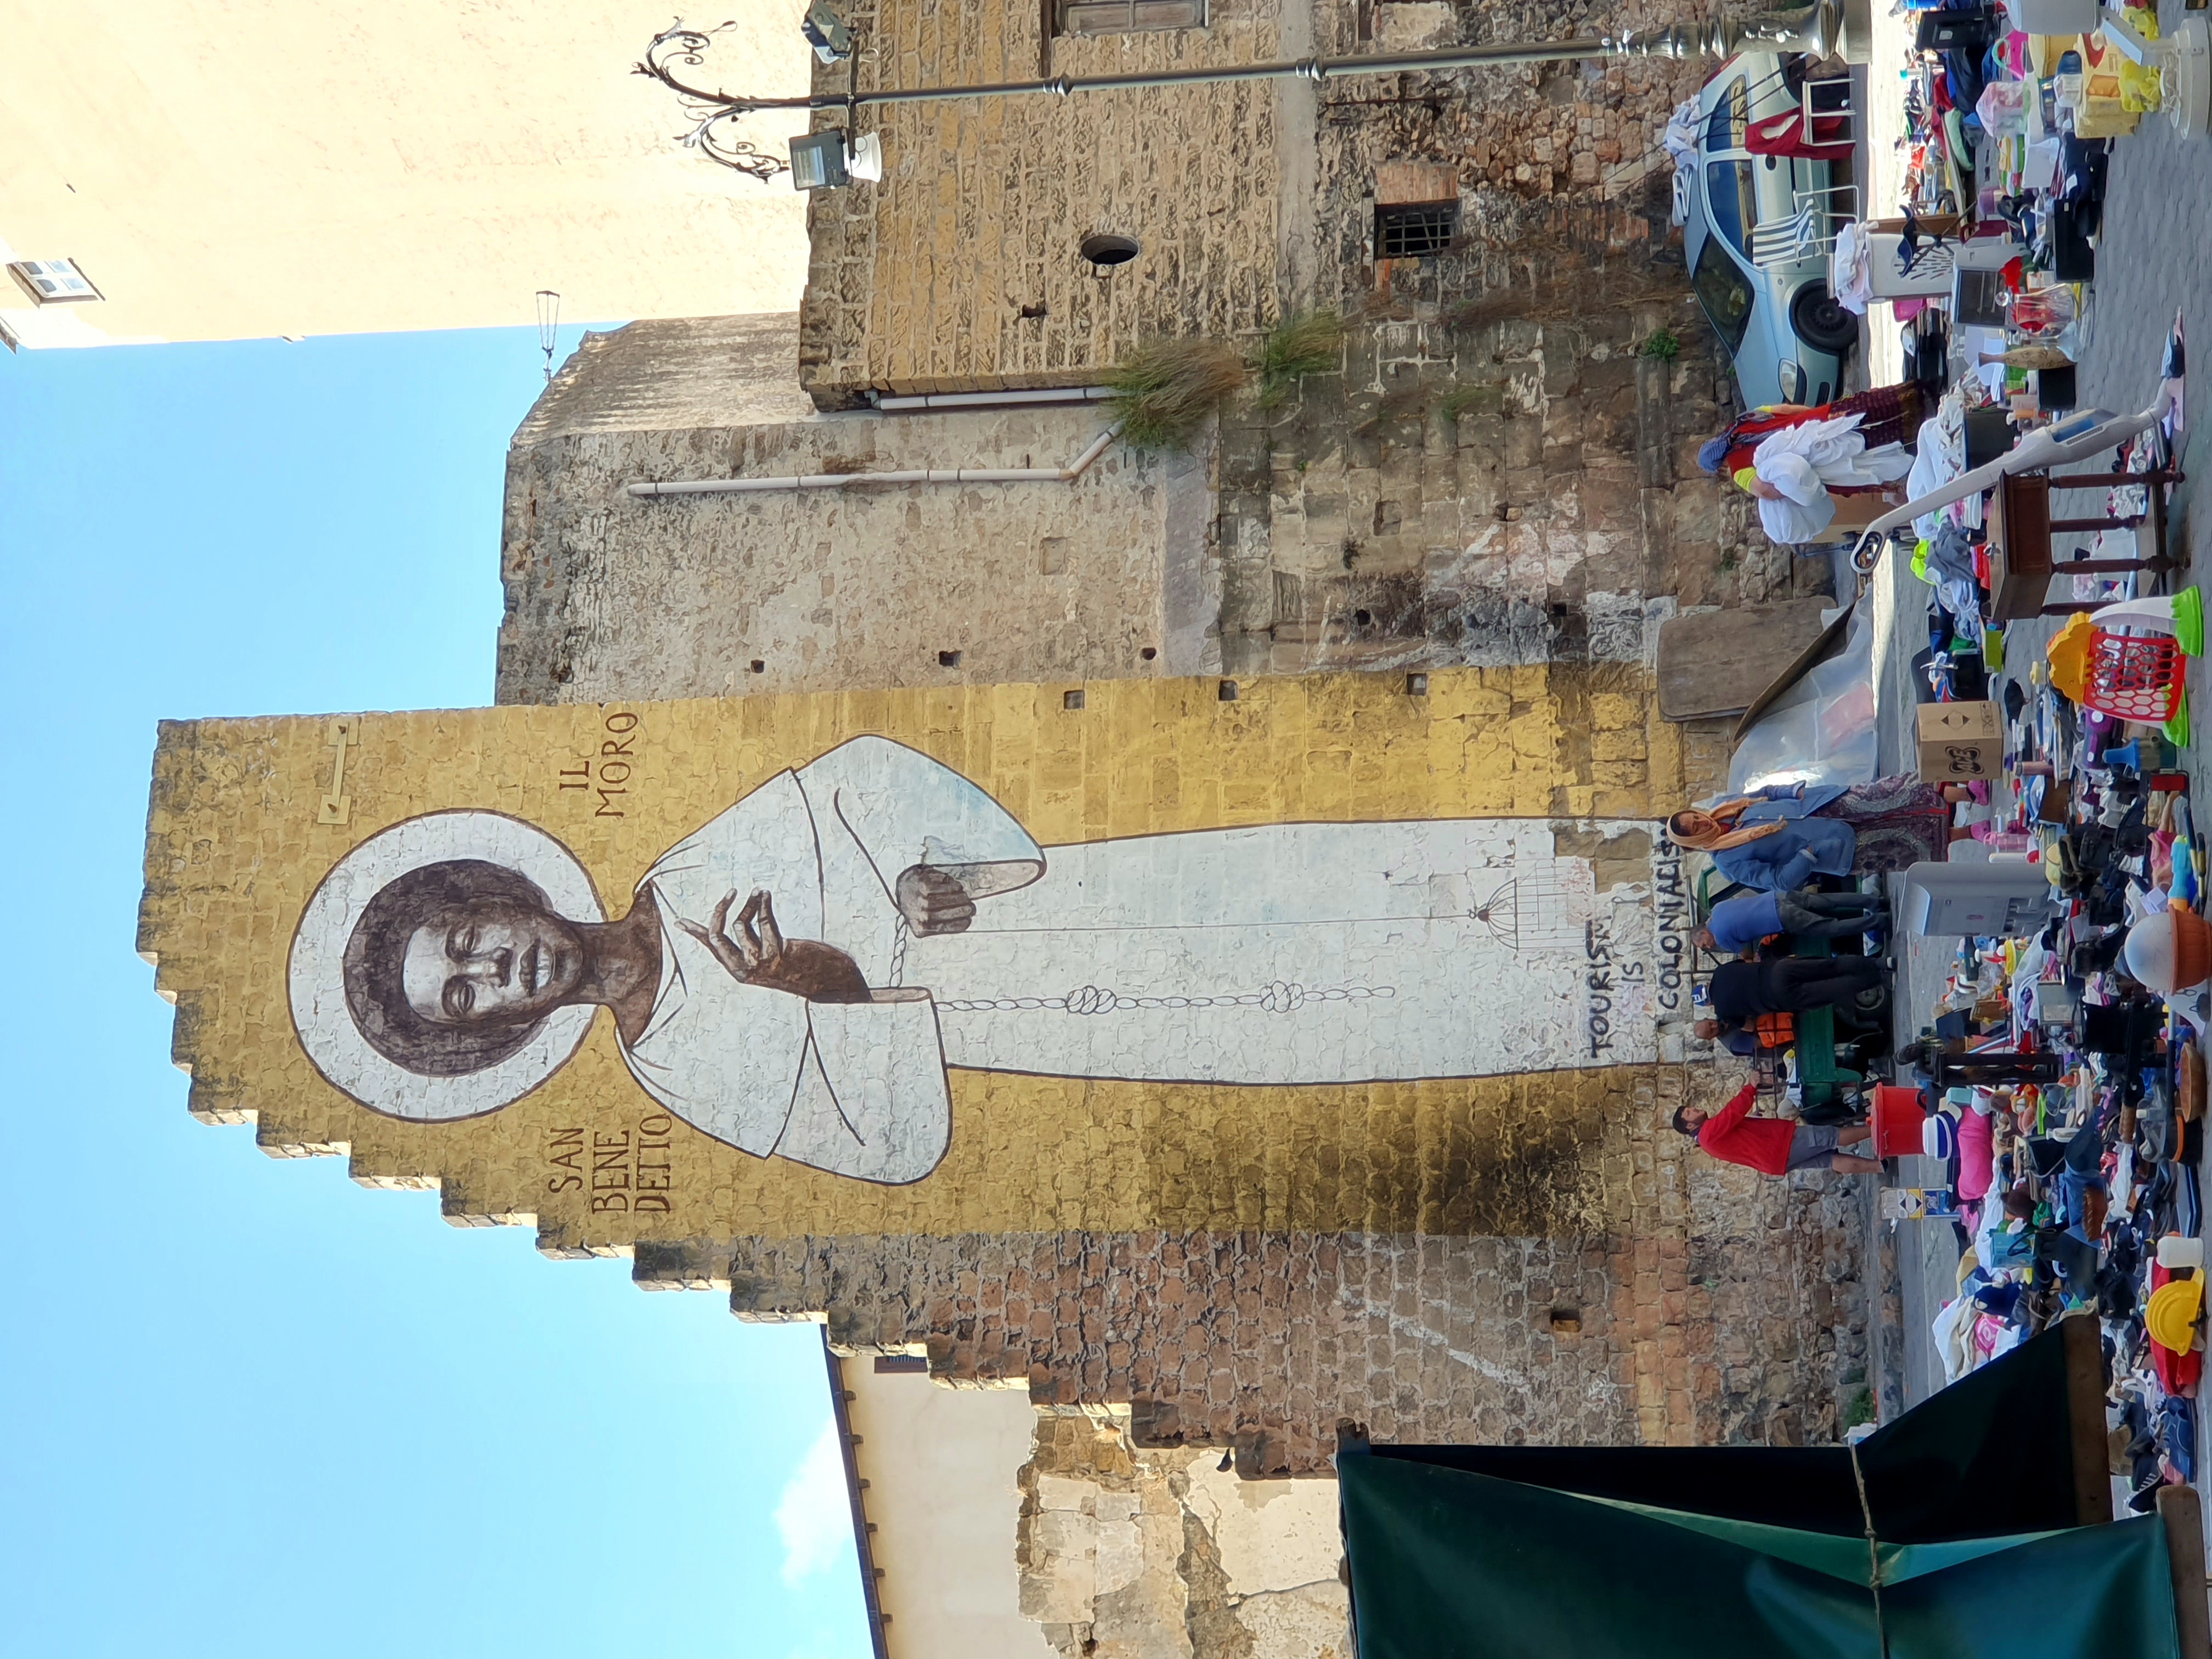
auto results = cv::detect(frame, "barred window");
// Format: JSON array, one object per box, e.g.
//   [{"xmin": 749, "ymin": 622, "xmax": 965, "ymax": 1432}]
[
  {"xmin": 1057, "ymin": 0, "xmax": 1205, "ymax": 35},
  {"xmin": 1374, "ymin": 203, "xmax": 1458, "ymax": 260}
]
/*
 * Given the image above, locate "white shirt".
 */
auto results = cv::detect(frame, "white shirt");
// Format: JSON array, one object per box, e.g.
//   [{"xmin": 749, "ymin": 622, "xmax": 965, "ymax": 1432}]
[{"xmin": 1751, "ymin": 413, "xmax": 1914, "ymax": 545}]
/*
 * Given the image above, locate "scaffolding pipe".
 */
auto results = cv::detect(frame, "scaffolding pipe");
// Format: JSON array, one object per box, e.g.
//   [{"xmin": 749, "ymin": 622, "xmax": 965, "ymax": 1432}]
[
  {"xmin": 627, "ymin": 425, "xmax": 1120, "ymax": 499},
  {"xmin": 869, "ymin": 387, "xmax": 1115, "ymax": 411}
]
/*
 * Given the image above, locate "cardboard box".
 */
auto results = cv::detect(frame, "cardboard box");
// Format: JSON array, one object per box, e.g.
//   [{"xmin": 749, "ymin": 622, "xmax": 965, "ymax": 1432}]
[{"xmin": 1917, "ymin": 700, "xmax": 2004, "ymax": 780}]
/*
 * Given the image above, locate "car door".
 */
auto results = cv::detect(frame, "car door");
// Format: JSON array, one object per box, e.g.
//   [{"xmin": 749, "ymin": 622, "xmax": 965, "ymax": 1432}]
[
  {"xmin": 1745, "ymin": 70, "xmax": 1805, "ymax": 239},
  {"xmin": 1688, "ymin": 78, "xmax": 1760, "ymax": 359},
  {"xmin": 1700, "ymin": 80, "xmax": 1760, "ymax": 267}
]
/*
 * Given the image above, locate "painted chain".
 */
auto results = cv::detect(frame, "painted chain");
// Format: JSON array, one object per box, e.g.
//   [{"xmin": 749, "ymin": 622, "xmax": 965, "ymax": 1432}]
[{"xmin": 937, "ymin": 982, "xmax": 1397, "ymax": 1014}]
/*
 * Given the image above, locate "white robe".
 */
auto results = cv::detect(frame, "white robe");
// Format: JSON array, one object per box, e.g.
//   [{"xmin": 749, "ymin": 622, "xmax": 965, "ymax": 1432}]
[
  {"xmin": 621, "ymin": 736, "xmax": 1040, "ymax": 1184},
  {"xmin": 619, "ymin": 737, "xmax": 1669, "ymax": 1183},
  {"xmin": 1751, "ymin": 413, "xmax": 1913, "ymax": 545}
]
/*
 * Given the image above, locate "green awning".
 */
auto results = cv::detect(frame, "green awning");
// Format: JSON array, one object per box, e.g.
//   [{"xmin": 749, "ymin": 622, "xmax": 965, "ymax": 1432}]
[
  {"xmin": 1353, "ymin": 1318, "xmax": 2098, "ymax": 1541},
  {"xmin": 1340, "ymin": 1453, "xmax": 2180, "ymax": 1659}
]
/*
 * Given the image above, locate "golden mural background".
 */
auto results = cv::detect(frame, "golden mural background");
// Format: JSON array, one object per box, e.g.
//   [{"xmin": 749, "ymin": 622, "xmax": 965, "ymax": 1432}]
[{"xmin": 140, "ymin": 667, "xmax": 1696, "ymax": 1251}]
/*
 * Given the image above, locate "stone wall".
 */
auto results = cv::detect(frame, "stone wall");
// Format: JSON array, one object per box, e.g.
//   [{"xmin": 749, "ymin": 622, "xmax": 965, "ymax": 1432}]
[
  {"xmin": 1017, "ymin": 1408, "xmax": 1352, "ymax": 1659},
  {"xmin": 692, "ymin": 1063, "xmax": 1868, "ymax": 1475},
  {"xmin": 798, "ymin": 0, "xmax": 1290, "ymax": 398},
  {"xmin": 498, "ymin": 317, "xmax": 1221, "ymax": 706},
  {"xmin": 794, "ymin": 0, "xmax": 1734, "ymax": 401},
  {"xmin": 1208, "ymin": 300, "xmax": 1808, "ymax": 680},
  {"xmin": 496, "ymin": 313, "xmax": 1818, "ymax": 707}
]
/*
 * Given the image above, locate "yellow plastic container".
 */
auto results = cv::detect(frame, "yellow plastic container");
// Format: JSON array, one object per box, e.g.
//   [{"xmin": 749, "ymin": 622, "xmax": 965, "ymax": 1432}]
[
  {"xmin": 2148, "ymin": 1276, "xmax": 2205, "ymax": 1354},
  {"xmin": 2047, "ymin": 611, "xmax": 2094, "ymax": 702}
]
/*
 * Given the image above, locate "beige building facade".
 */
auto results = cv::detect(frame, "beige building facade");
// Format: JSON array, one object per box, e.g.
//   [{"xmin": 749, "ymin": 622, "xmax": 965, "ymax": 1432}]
[
  {"xmin": 841, "ymin": 1351, "xmax": 1353, "ymax": 1659},
  {"xmin": 840, "ymin": 1355, "xmax": 1061, "ymax": 1659},
  {"xmin": 0, "ymin": 1, "xmax": 812, "ymax": 348}
]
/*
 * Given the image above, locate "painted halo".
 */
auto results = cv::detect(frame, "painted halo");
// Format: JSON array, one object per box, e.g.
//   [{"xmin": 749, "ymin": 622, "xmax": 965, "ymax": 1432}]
[{"xmin": 288, "ymin": 811, "xmax": 607, "ymax": 1121}]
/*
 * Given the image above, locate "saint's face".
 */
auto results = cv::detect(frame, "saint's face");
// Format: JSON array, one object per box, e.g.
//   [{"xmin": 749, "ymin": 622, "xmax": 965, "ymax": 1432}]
[{"xmin": 402, "ymin": 898, "xmax": 585, "ymax": 1026}]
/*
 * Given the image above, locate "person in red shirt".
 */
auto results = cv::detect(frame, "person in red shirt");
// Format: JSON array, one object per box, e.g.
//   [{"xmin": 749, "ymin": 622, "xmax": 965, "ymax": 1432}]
[{"xmin": 1673, "ymin": 1082, "xmax": 1880, "ymax": 1175}]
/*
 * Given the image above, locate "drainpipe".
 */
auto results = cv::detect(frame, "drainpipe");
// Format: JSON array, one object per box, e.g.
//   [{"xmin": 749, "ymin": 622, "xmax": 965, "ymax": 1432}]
[
  {"xmin": 625, "ymin": 425, "xmax": 1119, "ymax": 500},
  {"xmin": 869, "ymin": 386, "xmax": 1115, "ymax": 412},
  {"xmin": 820, "ymin": 1333, "xmax": 892, "ymax": 1659}
]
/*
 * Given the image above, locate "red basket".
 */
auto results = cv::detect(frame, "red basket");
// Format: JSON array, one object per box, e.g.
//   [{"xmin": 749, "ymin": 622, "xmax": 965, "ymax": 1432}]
[
  {"xmin": 2084, "ymin": 629, "xmax": 2188, "ymax": 723},
  {"xmin": 1870, "ymin": 1084, "xmax": 1929, "ymax": 1159}
]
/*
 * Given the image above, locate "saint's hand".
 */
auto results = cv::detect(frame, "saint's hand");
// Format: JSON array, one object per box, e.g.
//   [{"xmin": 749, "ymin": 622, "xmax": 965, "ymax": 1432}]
[
  {"xmin": 681, "ymin": 889, "xmax": 787, "ymax": 983},
  {"xmin": 680, "ymin": 889, "xmax": 871, "ymax": 1002},
  {"xmin": 895, "ymin": 865, "xmax": 977, "ymax": 935}
]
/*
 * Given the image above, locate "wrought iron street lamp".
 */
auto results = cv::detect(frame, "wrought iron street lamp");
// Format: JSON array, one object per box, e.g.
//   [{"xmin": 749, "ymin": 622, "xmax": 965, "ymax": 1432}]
[{"xmin": 636, "ymin": 3, "xmax": 1867, "ymax": 184}]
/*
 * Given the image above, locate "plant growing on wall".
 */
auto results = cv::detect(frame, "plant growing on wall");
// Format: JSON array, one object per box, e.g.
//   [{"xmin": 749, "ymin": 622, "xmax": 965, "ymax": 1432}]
[
  {"xmin": 1438, "ymin": 383, "xmax": 1506, "ymax": 422},
  {"xmin": 1103, "ymin": 339, "xmax": 1248, "ymax": 450},
  {"xmin": 1254, "ymin": 310, "xmax": 1345, "ymax": 409}
]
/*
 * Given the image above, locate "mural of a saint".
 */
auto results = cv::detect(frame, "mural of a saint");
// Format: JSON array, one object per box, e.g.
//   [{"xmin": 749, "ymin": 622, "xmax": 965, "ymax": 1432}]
[{"xmin": 290, "ymin": 738, "xmax": 1663, "ymax": 1184}]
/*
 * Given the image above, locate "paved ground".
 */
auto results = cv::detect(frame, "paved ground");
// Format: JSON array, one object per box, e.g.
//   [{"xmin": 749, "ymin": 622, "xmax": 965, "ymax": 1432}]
[
  {"xmin": 1855, "ymin": 11, "xmax": 2212, "ymax": 1413},
  {"xmin": 1871, "ymin": 531, "xmax": 1972, "ymax": 1413},
  {"xmin": 2085, "ymin": 28, "xmax": 2212, "ymax": 1533}
]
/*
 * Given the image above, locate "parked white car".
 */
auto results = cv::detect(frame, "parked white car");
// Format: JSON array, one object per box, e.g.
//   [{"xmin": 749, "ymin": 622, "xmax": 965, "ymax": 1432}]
[{"xmin": 1679, "ymin": 53, "xmax": 1858, "ymax": 410}]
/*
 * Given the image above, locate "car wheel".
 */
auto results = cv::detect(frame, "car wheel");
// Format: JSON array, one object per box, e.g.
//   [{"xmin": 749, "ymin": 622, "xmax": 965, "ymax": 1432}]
[{"xmin": 1790, "ymin": 285, "xmax": 1858, "ymax": 357}]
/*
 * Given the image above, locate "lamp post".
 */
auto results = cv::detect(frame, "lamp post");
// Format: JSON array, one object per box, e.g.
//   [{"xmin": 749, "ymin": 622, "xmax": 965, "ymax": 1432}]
[{"xmin": 637, "ymin": 3, "xmax": 1869, "ymax": 182}]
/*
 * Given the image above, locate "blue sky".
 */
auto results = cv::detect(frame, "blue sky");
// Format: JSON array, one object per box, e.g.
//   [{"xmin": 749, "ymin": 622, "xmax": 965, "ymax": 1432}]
[{"xmin": 0, "ymin": 329, "xmax": 870, "ymax": 1657}]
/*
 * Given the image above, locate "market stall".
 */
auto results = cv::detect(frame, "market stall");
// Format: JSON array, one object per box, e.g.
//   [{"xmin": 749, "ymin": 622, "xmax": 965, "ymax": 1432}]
[
  {"xmin": 1337, "ymin": 1324, "xmax": 2212, "ymax": 1658},
  {"xmin": 1704, "ymin": 321, "xmax": 2203, "ymax": 1523},
  {"xmin": 1684, "ymin": 196, "xmax": 2206, "ymax": 1536}
]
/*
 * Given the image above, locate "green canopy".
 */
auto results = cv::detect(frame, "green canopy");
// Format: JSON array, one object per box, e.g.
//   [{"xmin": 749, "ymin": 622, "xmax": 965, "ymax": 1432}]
[
  {"xmin": 1340, "ymin": 1453, "xmax": 2181, "ymax": 1659},
  {"xmin": 1355, "ymin": 1319, "xmax": 2100, "ymax": 1541}
]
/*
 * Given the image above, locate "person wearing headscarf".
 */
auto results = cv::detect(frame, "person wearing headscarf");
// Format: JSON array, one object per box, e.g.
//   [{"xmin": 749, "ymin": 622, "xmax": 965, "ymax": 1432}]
[
  {"xmin": 1698, "ymin": 384, "xmax": 1927, "ymax": 545},
  {"xmin": 1669, "ymin": 777, "xmax": 1950, "ymax": 889},
  {"xmin": 1669, "ymin": 790, "xmax": 1857, "ymax": 891}
]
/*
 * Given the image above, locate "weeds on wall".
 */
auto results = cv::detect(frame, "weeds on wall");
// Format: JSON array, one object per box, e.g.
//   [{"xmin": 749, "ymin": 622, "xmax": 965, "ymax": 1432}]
[
  {"xmin": 1103, "ymin": 338, "xmax": 1248, "ymax": 450},
  {"xmin": 1438, "ymin": 383, "xmax": 1505, "ymax": 423},
  {"xmin": 1638, "ymin": 326, "xmax": 1682, "ymax": 362},
  {"xmin": 1254, "ymin": 309, "xmax": 1345, "ymax": 409}
]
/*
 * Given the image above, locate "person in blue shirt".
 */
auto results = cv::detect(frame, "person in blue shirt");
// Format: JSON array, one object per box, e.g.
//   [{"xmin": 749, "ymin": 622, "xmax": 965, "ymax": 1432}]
[
  {"xmin": 1696, "ymin": 887, "xmax": 1886, "ymax": 956},
  {"xmin": 1668, "ymin": 783, "xmax": 1857, "ymax": 892},
  {"xmin": 1670, "ymin": 776, "xmax": 1952, "ymax": 890}
]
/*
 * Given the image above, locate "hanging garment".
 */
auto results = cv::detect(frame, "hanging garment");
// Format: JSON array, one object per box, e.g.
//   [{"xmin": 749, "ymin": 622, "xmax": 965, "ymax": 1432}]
[
  {"xmin": 1746, "ymin": 106, "xmax": 1853, "ymax": 161},
  {"xmin": 1745, "ymin": 413, "xmax": 1914, "ymax": 545}
]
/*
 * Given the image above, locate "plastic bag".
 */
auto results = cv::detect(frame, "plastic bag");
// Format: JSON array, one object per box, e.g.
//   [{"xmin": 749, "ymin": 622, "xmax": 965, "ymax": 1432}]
[
  {"xmin": 1726, "ymin": 604, "xmax": 1880, "ymax": 792},
  {"xmin": 1974, "ymin": 80, "xmax": 2029, "ymax": 136}
]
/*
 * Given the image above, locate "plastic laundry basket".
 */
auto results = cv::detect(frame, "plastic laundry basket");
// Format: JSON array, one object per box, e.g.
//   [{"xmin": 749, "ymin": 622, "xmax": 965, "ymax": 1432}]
[
  {"xmin": 1871, "ymin": 1084, "xmax": 1931, "ymax": 1158},
  {"xmin": 2084, "ymin": 629, "xmax": 2188, "ymax": 724}
]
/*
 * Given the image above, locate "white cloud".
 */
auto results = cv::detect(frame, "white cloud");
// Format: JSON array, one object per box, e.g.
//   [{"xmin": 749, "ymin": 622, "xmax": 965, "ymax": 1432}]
[{"xmin": 775, "ymin": 1421, "xmax": 854, "ymax": 1586}]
